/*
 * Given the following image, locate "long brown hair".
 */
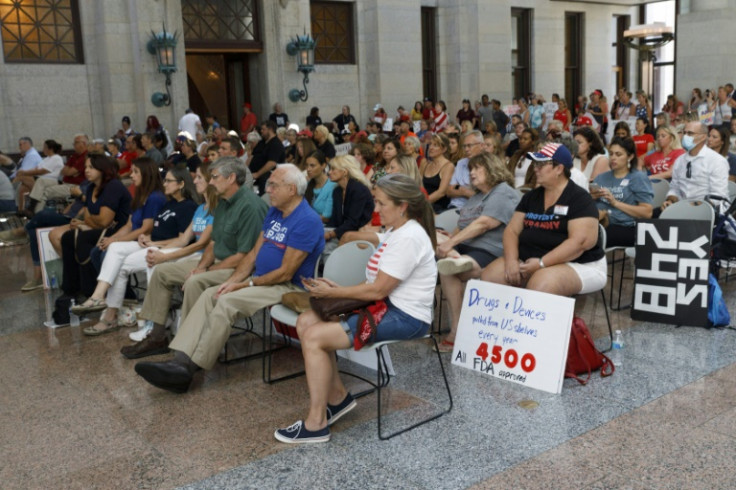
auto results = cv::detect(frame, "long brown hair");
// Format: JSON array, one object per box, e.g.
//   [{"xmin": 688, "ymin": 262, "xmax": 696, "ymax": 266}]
[
  {"xmin": 198, "ymin": 160, "xmax": 219, "ymax": 212},
  {"xmin": 131, "ymin": 157, "xmax": 163, "ymax": 211},
  {"xmin": 375, "ymin": 174, "xmax": 437, "ymax": 248}
]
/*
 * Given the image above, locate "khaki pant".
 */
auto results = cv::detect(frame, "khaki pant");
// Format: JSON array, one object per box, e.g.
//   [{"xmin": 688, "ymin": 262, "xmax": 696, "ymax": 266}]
[
  {"xmin": 137, "ymin": 258, "xmax": 233, "ymax": 326},
  {"xmin": 169, "ymin": 279, "xmax": 301, "ymax": 370},
  {"xmin": 29, "ymin": 180, "xmax": 73, "ymax": 212}
]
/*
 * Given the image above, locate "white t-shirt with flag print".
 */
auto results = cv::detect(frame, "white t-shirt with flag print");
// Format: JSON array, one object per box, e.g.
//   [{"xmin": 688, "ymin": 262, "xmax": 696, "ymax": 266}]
[{"xmin": 366, "ymin": 219, "xmax": 437, "ymax": 324}]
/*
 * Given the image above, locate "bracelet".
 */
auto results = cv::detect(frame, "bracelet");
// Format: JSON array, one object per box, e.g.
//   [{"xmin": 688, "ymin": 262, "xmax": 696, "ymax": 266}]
[
  {"xmin": 539, "ymin": 257, "xmax": 545, "ymax": 268},
  {"xmin": 249, "ymin": 278, "xmax": 254, "ymax": 287}
]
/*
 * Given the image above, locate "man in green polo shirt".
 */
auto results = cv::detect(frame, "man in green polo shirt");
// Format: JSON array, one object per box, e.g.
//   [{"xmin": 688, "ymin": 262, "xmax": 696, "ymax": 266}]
[{"xmin": 122, "ymin": 157, "xmax": 267, "ymax": 359}]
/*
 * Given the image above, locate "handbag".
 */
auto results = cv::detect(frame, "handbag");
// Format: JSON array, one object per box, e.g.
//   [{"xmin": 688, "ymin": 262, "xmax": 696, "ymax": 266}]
[
  {"xmin": 281, "ymin": 291, "xmax": 312, "ymax": 313},
  {"xmin": 309, "ymin": 296, "xmax": 374, "ymax": 321},
  {"xmin": 565, "ymin": 316, "xmax": 614, "ymax": 385},
  {"xmin": 708, "ymin": 273, "xmax": 731, "ymax": 327},
  {"xmin": 73, "ymin": 228, "xmax": 107, "ymax": 265}
]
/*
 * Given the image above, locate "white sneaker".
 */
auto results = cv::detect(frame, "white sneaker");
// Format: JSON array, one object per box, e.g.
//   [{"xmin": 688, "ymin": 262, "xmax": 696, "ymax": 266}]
[
  {"xmin": 129, "ymin": 321, "xmax": 153, "ymax": 342},
  {"xmin": 437, "ymin": 257, "xmax": 475, "ymax": 276}
]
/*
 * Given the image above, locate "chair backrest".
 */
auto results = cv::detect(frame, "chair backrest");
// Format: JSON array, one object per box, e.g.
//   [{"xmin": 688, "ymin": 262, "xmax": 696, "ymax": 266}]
[
  {"xmin": 598, "ymin": 223, "xmax": 607, "ymax": 251},
  {"xmin": 649, "ymin": 179, "xmax": 670, "ymax": 209},
  {"xmin": 728, "ymin": 180, "xmax": 736, "ymax": 202},
  {"xmin": 660, "ymin": 199, "xmax": 715, "ymax": 233},
  {"xmin": 435, "ymin": 209, "xmax": 459, "ymax": 232},
  {"xmin": 261, "ymin": 192, "xmax": 271, "ymax": 206},
  {"xmin": 322, "ymin": 240, "xmax": 375, "ymax": 286}
]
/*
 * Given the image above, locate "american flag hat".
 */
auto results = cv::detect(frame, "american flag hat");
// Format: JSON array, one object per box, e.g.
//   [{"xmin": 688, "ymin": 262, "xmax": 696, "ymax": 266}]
[{"xmin": 526, "ymin": 142, "xmax": 573, "ymax": 168}]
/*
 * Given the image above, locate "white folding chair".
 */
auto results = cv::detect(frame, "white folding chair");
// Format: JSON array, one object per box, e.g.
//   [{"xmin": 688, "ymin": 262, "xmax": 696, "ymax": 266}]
[
  {"xmin": 660, "ymin": 199, "xmax": 715, "ymax": 233},
  {"xmin": 728, "ymin": 181, "xmax": 736, "ymax": 202},
  {"xmin": 650, "ymin": 179, "xmax": 670, "ymax": 209},
  {"xmin": 434, "ymin": 209, "xmax": 459, "ymax": 232},
  {"xmin": 265, "ymin": 240, "xmax": 375, "ymax": 383},
  {"xmin": 576, "ymin": 224, "xmax": 613, "ymax": 349}
]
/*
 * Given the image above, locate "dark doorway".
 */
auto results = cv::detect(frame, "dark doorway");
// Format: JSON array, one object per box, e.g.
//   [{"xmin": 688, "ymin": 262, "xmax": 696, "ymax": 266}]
[
  {"xmin": 421, "ymin": 7, "xmax": 437, "ymax": 102},
  {"xmin": 185, "ymin": 53, "xmax": 251, "ymax": 132}
]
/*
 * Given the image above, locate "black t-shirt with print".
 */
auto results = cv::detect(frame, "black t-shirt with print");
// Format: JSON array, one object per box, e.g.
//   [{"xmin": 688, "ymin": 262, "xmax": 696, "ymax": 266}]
[{"xmin": 516, "ymin": 180, "xmax": 604, "ymax": 263}]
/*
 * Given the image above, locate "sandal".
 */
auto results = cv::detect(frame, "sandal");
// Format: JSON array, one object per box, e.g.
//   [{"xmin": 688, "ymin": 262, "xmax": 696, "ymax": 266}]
[
  {"xmin": 433, "ymin": 339, "xmax": 455, "ymax": 353},
  {"xmin": 83, "ymin": 318, "xmax": 120, "ymax": 337},
  {"xmin": 71, "ymin": 298, "xmax": 107, "ymax": 315}
]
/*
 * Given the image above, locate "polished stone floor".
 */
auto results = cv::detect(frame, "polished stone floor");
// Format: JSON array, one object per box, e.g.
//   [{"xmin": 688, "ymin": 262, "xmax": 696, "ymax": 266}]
[{"xmin": 2, "ymin": 241, "xmax": 736, "ymax": 489}]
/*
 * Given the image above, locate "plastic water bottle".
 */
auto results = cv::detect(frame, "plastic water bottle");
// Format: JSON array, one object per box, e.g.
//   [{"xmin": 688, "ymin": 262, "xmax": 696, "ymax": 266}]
[
  {"xmin": 611, "ymin": 329, "xmax": 624, "ymax": 367},
  {"xmin": 49, "ymin": 271, "xmax": 58, "ymax": 290},
  {"xmin": 69, "ymin": 299, "xmax": 80, "ymax": 327}
]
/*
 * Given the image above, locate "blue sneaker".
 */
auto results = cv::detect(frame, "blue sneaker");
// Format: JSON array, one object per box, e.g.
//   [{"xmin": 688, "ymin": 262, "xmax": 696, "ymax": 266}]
[
  {"xmin": 274, "ymin": 420, "xmax": 330, "ymax": 444},
  {"xmin": 326, "ymin": 393, "xmax": 357, "ymax": 426}
]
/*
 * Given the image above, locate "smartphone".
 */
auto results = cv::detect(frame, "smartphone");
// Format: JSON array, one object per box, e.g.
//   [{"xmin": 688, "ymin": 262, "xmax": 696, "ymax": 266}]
[{"xmin": 589, "ymin": 183, "xmax": 601, "ymax": 192}]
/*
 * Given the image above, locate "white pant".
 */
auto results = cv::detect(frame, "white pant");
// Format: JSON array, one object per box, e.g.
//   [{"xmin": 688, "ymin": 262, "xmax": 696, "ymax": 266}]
[{"xmin": 97, "ymin": 241, "xmax": 182, "ymax": 308}]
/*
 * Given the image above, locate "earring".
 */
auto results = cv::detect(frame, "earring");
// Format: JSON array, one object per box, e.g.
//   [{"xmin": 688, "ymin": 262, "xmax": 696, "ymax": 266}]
[{"xmin": 400, "ymin": 211, "xmax": 405, "ymax": 217}]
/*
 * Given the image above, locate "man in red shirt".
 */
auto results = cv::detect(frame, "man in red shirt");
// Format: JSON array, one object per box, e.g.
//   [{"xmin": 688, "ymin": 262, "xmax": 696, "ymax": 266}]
[
  {"xmin": 240, "ymin": 102, "xmax": 258, "ymax": 139},
  {"xmin": 26, "ymin": 133, "xmax": 88, "ymax": 215}
]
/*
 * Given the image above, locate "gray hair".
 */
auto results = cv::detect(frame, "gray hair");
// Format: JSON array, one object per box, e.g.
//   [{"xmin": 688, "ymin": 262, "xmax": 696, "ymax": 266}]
[
  {"xmin": 403, "ymin": 135, "xmax": 421, "ymax": 152},
  {"xmin": 73, "ymin": 133, "xmax": 89, "ymax": 143},
  {"xmin": 246, "ymin": 131, "xmax": 262, "ymax": 144},
  {"xmin": 463, "ymin": 130, "xmax": 484, "ymax": 143},
  {"xmin": 277, "ymin": 163, "xmax": 308, "ymax": 196},
  {"xmin": 211, "ymin": 156, "xmax": 248, "ymax": 186},
  {"xmin": 18, "ymin": 136, "xmax": 33, "ymax": 145},
  {"xmin": 276, "ymin": 127, "xmax": 287, "ymax": 137}
]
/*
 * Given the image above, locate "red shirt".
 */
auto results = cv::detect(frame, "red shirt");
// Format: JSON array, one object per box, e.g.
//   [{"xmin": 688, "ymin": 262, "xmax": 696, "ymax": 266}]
[
  {"xmin": 633, "ymin": 134, "xmax": 655, "ymax": 157},
  {"xmin": 644, "ymin": 148, "xmax": 686, "ymax": 175},
  {"xmin": 119, "ymin": 151, "xmax": 136, "ymax": 176},
  {"xmin": 63, "ymin": 151, "xmax": 87, "ymax": 185},
  {"xmin": 240, "ymin": 112, "xmax": 257, "ymax": 135},
  {"xmin": 553, "ymin": 110, "xmax": 569, "ymax": 129}
]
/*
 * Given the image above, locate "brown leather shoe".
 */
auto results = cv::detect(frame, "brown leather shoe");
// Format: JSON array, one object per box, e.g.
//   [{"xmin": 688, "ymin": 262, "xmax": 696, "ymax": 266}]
[{"xmin": 120, "ymin": 336, "xmax": 170, "ymax": 360}]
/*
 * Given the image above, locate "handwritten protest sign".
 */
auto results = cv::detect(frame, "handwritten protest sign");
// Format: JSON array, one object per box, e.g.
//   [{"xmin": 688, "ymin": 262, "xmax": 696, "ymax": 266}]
[{"xmin": 452, "ymin": 280, "xmax": 574, "ymax": 394}]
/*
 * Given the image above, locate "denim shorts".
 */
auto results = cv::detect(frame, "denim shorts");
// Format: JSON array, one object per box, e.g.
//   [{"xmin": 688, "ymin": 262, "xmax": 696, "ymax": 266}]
[{"xmin": 340, "ymin": 301, "xmax": 430, "ymax": 348}]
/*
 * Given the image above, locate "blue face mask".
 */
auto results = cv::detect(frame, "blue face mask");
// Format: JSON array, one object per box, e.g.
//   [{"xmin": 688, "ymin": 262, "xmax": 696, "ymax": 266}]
[{"xmin": 682, "ymin": 134, "xmax": 696, "ymax": 151}]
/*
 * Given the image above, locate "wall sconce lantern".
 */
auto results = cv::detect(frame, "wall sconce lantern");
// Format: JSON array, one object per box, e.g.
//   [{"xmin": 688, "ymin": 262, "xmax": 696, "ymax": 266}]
[
  {"xmin": 286, "ymin": 32, "xmax": 317, "ymax": 103},
  {"xmin": 147, "ymin": 25, "xmax": 179, "ymax": 107}
]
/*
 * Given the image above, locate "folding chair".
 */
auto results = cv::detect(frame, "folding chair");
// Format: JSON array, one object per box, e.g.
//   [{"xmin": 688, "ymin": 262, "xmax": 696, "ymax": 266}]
[
  {"xmin": 358, "ymin": 335, "xmax": 453, "ymax": 440},
  {"xmin": 264, "ymin": 240, "xmax": 375, "ymax": 383},
  {"xmin": 650, "ymin": 179, "xmax": 670, "ymax": 209},
  {"xmin": 576, "ymin": 225, "xmax": 613, "ymax": 350},
  {"xmin": 433, "ymin": 209, "xmax": 460, "ymax": 334}
]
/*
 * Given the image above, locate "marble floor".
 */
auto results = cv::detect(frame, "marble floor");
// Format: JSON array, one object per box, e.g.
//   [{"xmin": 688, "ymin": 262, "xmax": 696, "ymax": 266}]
[{"xmin": 2, "ymin": 241, "xmax": 736, "ymax": 489}]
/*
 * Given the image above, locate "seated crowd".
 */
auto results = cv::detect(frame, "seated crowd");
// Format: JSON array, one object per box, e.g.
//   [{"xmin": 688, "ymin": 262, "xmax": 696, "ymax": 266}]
[{"xmin": 1, "ymin": 83, "xmax": 735, "ymax": 444}]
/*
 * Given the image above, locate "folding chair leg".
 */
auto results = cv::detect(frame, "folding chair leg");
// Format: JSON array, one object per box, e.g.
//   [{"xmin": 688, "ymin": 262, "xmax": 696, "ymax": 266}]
[
  {"xmin": 376, "ymin": 336, "xmax": 453, "ymax": 441},
  {"xmin": 262, "ymin": 309, "xmax": 307, "ymax": 384},
  {"xmin": 600, "ymin": 289, "xmax": 614, "ymax": 353}
]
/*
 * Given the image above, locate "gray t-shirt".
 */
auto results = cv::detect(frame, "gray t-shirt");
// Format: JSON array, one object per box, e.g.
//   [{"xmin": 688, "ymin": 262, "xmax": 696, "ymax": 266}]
[
  {"xmin": 477, "ymin": 105, "xmax": 493, "ymax": 127},
  {"xmin": 593, "ymin": 170, "xmax": 653, "ymax": 227},
  {"xmin": 456, "ymin": 182, "xmax": 519, "ymax": 257},
  {"xmin": 0, "ymin": 170, "xmax": 14, "ymax": 200}
]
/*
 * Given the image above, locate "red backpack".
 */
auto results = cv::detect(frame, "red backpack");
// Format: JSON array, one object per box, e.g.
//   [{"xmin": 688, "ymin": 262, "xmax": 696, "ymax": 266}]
[{"xmin": 565, "ymin": 316, "xmax": 615, "ymax": 385}]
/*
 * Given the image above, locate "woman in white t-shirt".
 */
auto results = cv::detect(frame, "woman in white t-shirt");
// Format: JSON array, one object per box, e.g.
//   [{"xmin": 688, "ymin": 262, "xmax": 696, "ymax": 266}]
[{"xmin": 275, "ymin": 174, "xmax": 438, "ymax": 444}]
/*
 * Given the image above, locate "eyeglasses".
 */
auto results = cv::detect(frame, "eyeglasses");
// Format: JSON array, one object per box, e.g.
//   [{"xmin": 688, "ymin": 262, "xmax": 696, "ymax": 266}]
[
  {"xmin": 683, "ymin": 131, "xmax": 705, "ymax": 137},
  {"xmin": 533, "ymin": 161, "xmax": 553, "ymax": 169},
  {"xmin": 266, "ymin": 181, "xmax": 288, "ymax": 190},
  {"xmin": 163, "ymin": 178, "xmax": 179, "ymax": 184},
  {"xmin": 210, "ymin": 173, "xmax": 223, "ymax": 180},
  {"xmin": 686, "ymin": 161, "xmax": 692, "ymax": 179},
  {"xmin": 462, "ymin": 142, "xmax": 482, "ymax": 149}
]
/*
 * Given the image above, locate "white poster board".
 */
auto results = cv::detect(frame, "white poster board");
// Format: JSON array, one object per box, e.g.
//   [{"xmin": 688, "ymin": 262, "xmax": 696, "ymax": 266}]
[
  {"xmin": 37, "ymin": 227, "xmax": 62, "ymax": 289},
  {"xmin": 452, "ymin": 280, "xmax": 574, "ymax": 394},
  {"xmin": 382, "ymin": 117, "xmax": 394, "ymax": 133},
  {"xmin": 334, "ymin": 142, "xmax": 352, "ymax": 157}
]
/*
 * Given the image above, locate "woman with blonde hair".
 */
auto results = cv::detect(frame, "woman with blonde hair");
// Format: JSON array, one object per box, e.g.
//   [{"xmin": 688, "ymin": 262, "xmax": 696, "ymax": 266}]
[
  {"xmin": 435, "ymin": 152, "xmax": 520, "ymax": 352},
  {"xmin": 643, "ymin": 125, "xmax": 685, "ymax": 180},
  {"xmin": 314, "ymin": 124, "xmax": 336, "ymax": 160},
  {"xmin": 387, "ymin": 154, "xmax": 423, "ymax": 189},
  {"xmin": 324, "ymin": 155, "xmax": 374, "ymax": 244}
]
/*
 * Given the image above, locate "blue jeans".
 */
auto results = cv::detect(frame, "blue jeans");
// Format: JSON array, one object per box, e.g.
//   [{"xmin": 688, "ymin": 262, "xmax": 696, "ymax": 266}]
[
  {"xmin": 342, "ymin": 301, "xmax": 429, "ymax": 348},
  {"xmin": 25, "ymin": 209, "xmax": 71, "ymax": 265}
]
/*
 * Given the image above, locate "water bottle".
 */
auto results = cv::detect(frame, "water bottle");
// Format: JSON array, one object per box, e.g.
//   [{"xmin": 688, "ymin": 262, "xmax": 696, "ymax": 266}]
[
  {"xmin": 49, "ymin": 271, "xmax": 58, "ymax": 290},
  {"xmin": 611, "ymin": 329, "xmax": 624, "ymax": 367},
  {"xmin": 69, "ymin": 299, "xmax": 80, "ymax": 327}
]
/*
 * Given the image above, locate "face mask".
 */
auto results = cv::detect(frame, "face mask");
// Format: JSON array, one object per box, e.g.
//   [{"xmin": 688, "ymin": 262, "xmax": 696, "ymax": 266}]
[{"xmin": 682, "ymin": 135, "xmax": 696, "ymax": 151}]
